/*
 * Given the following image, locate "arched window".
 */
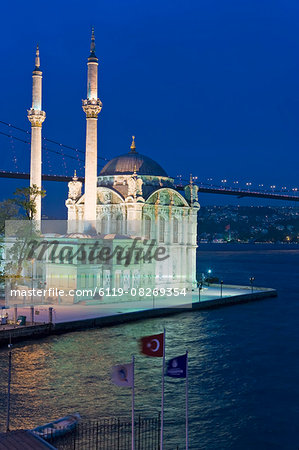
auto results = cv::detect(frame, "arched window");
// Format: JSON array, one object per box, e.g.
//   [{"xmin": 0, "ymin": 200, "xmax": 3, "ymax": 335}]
[
  {"xmin": 101, "ymin": 216, "xmax": 108, "ymax": 234},
  {"xmin": 144, "ymin": 216, "xmax": 151, "ymax": 239},
  {"xmin": 159, "ymin": 217, "xmax": 165, "ymax": 243},
  {"xmin": 115, "ymin": 214, "xmax": 122, "ymax": 234},
  {"xmin": 173, "ymin": 217, "xmax": 179, "ymax": 243}
]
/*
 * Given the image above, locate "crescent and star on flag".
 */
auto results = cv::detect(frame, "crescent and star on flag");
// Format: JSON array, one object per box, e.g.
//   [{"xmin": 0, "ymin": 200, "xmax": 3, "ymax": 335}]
[
  {"xmin": 140, "ymin": 332, "xmax": 164, "ymax": 357},
  {"xmin": 147, "ymin": 338, "xmax": 160, "ymax": 352}
]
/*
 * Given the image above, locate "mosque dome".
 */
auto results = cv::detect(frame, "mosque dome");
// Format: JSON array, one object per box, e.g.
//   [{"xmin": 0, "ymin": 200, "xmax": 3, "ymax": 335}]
[{"xmin": 100, "ymin": 137, "xmax": 168, "ymax": 177}]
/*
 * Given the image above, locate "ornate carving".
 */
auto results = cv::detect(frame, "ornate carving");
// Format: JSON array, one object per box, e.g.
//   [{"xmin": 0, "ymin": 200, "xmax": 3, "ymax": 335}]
[
  {"xmin": 192, "ymin": 185, "xmax": 199, "ymax": 202},
  {"xmin": 136, "ymin": 178, "xmax": 143, "ymax": 196},
  {"xmin": 68, "ymin": 171, "xmax": 82, "ymax": 200},
  {"xmin": 127, "ymin": 178, "xmax": 135, "ymax": 196},
  {"xmin": 170, "ymin": 191, "xmax": 174, "ymax": 205},
  {"xmin": 104, "ymin": 192, "xmax": 112, "ymax": 204},
  {"xmin": 82, "ymin": 98, "xmax": 102, "ymax": 118},
  {"xmin": 27, "ymin": 109, "xmax": 46, "ymax": 127},
  {"xmin": 155, "ymin": 192, "xmax": 160, "ymax": 221},
  {"xmin": 127, "ymin": 175, "xmax": 143, "ymax": 198},
  {"xmin": 159, "ymin": 191, "xmax": 169, "ymax": 205},
  {"xmin": 184, "ymin": 183, "xmax": 199, "ymax": 204}
]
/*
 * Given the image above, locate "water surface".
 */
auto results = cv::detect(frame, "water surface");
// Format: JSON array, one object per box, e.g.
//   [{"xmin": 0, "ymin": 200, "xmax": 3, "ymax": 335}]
[{"xmin": 0, "ymin": 244, "xmax": 298, "ymax": 449}]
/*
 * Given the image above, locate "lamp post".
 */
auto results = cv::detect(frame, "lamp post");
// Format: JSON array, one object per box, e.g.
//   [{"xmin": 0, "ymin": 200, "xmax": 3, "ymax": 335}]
[
  {"xmin": 220, "ymin": 280, "xmax": 223, "ymax": 298},
  {"xmin": 249, "ymin": 277, "xmax": 255, "ymax": 295},
  {"xmin": 6, "ymin": 336, "xmax": 12, "ymax": 432},
  {"xmin": 31, "ymin": 259, "xmax": 35, "ymax": 324},
  {"xmin": 197, "ymin": 281, "xmax": 203, "ymax": 302},
  {"xmin": 42, "ymin": 281, "xmax": 46, "ymax": 304},
  {"xmin": 31, "ymin": 259, "xmax": 34, "ymax": 290},
  {"xmin": 207, "ymin": 269, "xmax": 212, "ymax": 287}
]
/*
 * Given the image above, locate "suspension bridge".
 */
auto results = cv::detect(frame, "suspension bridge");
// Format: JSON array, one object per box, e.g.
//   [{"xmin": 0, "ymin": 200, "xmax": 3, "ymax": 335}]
[
  {"xmin": 0, "ymin": 170, "xmax": 298, "ymax": 202},
  {"xmin": 0, "ymin": 119, "xmax": 298, "ymax": 203}
]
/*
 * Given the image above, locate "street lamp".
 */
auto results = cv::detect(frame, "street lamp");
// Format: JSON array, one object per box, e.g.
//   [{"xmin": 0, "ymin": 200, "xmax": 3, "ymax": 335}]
[
  {"xmin": 197, "ymin": 281, "xmax": 203, "ymax": 302},
  {"xmin": 249, "ymin": 276, "xmax": 255, "ymax": 294},
  {"xmin": 6, "ymin": 337, "xmax": 13, "ymax": 432},
  {"xmin": 220, "ymin": 280, "xmax": 223, "ymax": 298},
  {"xmin": 207, "ymin": 269, "xmax": 212, "ymax": 287},
  {"xmin": 31, "ymin": 259, "xmax": 35, "ymax": 322}
]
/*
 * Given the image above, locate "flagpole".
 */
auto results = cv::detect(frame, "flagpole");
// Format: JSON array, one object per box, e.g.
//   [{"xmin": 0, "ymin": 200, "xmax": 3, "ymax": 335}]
[
  {"xmin": 132, "ymin": 355, "xmax": 135, "ymax": 450},
  {"xmin": 6, "ymin": 336, "xmax": 12, "ymax": 432},
  {"xmin": 160, "ymin": 328, "xmax": 165, "ymax": 450},
  {"xmin": 185, "ymin": 350, "xmax": 189, "ymax": 450}
]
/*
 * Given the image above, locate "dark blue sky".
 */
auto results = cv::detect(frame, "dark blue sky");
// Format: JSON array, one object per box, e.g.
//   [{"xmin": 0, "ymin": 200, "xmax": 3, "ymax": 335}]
[{"xmin": 0, "ymin": 0, "xmax": 298, "ymax": 216}]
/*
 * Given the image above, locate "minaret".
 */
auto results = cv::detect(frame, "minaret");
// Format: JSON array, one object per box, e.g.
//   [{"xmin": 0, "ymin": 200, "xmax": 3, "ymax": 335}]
[
  {"xmin": 82, "ymin": 28, "xmax": 102, "ymax": 226},
  {"xmin": 27, "ymin": 45, "xmax": 46, "ymax": 222}
]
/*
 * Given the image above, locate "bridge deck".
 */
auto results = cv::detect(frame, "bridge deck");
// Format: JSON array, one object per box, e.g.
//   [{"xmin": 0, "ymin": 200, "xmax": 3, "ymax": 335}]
[{"xmin": 0, "ymin": 170, "xmax": 298, "ymax": 201}]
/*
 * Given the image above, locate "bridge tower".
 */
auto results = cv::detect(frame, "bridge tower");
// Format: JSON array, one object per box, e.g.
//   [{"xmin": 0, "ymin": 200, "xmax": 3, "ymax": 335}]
[
  {"xmin": 82, "ymin": 28, "xmax": 102, "ymax": 227},
  {"xmin": 27, "ymin": 45, "xmax": 46, "ymax": 222}
]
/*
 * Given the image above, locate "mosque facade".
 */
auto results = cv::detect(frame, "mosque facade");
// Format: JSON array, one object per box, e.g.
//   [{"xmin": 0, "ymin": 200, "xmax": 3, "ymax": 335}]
[{"xmin": 22, "ymin": 30, "xmax": 200, "ymax": 304}]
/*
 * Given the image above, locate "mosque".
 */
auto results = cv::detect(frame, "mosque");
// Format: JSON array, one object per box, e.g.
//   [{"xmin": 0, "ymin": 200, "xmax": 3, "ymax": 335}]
[{"xmin": 24, "ymin": 30, "xmax": 200, "ymax": 303}]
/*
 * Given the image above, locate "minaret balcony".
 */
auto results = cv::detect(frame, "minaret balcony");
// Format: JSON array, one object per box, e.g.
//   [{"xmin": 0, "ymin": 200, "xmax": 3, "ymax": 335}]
[
  {"xmin": 27, "ymin": 109, "xmax": 46, "ymax": 126},
  {"xmin": 82, "ymin": 98, "xmax": 102, "ymax": 118}
]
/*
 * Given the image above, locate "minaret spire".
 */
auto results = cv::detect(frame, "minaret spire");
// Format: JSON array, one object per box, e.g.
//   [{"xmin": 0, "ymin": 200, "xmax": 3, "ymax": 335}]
[
  {"xmin": 35, "ymin": 45, "xmax": 40, "ymax": 69},
  {"xmin": 82, "ymin": 28, "xmax": 102, "ymax": 227},
  {"xmin": 27, "ymin": 45, "xmax": 46, "ymax": 223},
  {"xmin": 90, "ymin": 27, "xmax": 96, "ymax": 56}
]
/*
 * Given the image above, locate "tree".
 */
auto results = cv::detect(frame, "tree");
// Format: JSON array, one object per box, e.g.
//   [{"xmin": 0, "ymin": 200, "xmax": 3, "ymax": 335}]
[
  {"xmin": 13, "ymin": 184, "xmax": 46, "ymax": 220},
  {"xmin": 0, "ymin": 200, "xmax": 19, "ymax": 234},
  {"xmin": 0, "ymin": 185, "xmax": 46, "ymax": 291}
]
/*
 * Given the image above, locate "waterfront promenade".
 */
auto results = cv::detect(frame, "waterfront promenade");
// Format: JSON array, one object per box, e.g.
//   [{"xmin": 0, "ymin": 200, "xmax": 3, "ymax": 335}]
[{"xmin": 0, "ymin": 284, "xmax": 277, "ymax": 347}]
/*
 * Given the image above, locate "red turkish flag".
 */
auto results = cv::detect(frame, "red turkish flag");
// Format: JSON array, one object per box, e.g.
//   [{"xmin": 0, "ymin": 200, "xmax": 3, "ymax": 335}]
[{"xmin": 140, "ymin": 333, "xmax": 164, "ymax": 357}]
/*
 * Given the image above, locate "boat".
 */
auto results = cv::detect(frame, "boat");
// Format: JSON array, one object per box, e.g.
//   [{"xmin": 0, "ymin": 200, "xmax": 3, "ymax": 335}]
[{"xmin": 32, "ymin": 412, "xmax": 81, "ymax": 440}]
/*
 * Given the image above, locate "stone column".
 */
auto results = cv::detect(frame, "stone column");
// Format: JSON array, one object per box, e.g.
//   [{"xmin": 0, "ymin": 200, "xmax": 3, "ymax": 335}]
[
  {"xmin": 27, "ymin": 45, "xmax": 46, "ymax": 223},
  {"xmin": 82, "ymin": 29, "xmax": 102, "ymax": 228},
  {"xmin": 126, "ymin": 202, "xmax": 143, "ymax": 236}
]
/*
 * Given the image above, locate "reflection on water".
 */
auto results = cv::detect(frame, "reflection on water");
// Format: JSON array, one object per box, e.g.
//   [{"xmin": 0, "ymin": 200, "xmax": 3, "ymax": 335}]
[{"xmin": 0, "ymin": 246, "xmax": 299, "ymax": 449}]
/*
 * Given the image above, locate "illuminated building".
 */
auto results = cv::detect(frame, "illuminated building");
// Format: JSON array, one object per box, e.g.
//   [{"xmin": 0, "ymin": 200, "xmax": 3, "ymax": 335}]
[{"xmin": 25, "ymin": 30, "xmax": 200, "ymax": 303}]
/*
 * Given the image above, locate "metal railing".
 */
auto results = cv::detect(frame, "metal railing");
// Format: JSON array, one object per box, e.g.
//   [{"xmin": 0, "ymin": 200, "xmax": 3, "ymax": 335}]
[{"xmin": 46, "ymin": 415, "xmax": 161, "ymax": 450}]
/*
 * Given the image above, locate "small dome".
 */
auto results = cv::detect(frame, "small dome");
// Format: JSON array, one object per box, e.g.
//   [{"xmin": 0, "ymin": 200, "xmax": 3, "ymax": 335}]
[{"xmin": 100, "ymin": 138, "xmax": 168, "ymax": 177}]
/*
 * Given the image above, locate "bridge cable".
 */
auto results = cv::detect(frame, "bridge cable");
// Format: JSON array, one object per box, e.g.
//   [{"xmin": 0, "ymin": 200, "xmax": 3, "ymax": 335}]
[
  {"xmin": 0, "ymin": 130, "xmax": 85, "ymax": 163},
  {"xmin": 0, "ymin": 120, "xmax": 109, "ymax": 161}
]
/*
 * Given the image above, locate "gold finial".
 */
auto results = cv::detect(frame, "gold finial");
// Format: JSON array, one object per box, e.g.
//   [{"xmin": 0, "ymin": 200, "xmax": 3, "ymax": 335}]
[
  {"xmin": 130, "ymin": 135, "xmax": 136, "ymax": 152},
  {"xmin": 73, "ymin": 170, "xmax": 78, "ymax": 181},
  {"xmin": 190, "ymin": 174, "xmax": 193, "ymax": 185},
  {"xmin": 35, "ymin": 44, "xmax": 40, "ymax": 69}
]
